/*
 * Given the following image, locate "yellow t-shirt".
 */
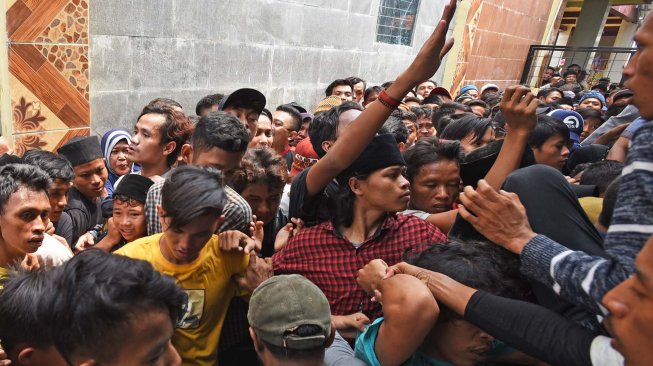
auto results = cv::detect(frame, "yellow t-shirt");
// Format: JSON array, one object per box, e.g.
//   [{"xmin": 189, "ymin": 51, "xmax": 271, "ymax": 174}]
[
  {"xmin": 115, "ymin": 233, "xmax": 249, "ymax": 366},
  {"xmin": 0, "ymin": 266, "xmax": 7, "ymax": 290},
  {"xmin": 579, "ymin": 196, "xmax": 604, "ymax": 225}
]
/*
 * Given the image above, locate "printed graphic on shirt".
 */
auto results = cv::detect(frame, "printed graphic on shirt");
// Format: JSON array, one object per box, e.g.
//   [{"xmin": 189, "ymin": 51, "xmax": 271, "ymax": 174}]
[{"xmin": 178, "ymin": 289, "xmax": 205, "ymax": 329}]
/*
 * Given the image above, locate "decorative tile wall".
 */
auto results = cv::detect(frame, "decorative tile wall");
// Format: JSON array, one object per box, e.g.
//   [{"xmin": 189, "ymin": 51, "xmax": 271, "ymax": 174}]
[{"xmin": 5, "ymin": 0, "xmax": 89, "ymax": 154}]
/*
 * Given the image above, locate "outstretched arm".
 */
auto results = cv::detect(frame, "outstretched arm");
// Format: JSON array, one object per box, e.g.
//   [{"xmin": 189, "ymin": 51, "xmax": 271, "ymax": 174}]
[{"xmin": 305, "ymin": 0, "xmax": 457, "ymax": 197}]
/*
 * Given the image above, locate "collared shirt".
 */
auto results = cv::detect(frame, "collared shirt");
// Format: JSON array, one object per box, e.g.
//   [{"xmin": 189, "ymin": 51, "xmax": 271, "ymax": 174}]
[
  {"xmin": 273, "ymin": 214, "xmax": 446, "ymax": 319},
  {"xmin": 145, "ymin": 180, "xmax": 252, "ymax": 235}
]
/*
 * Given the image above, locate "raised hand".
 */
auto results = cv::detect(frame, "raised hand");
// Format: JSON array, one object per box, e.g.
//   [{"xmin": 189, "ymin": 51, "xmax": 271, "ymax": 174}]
[{"xmin": 500, "ymin": 85, "xmax": 538, "ymax": 136}]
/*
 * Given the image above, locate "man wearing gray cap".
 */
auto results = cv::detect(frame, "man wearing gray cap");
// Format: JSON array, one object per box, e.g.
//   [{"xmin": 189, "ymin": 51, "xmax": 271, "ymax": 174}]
[{"xmin": 248, "ymin": 274, "xmax": 334, "ymax": 366}]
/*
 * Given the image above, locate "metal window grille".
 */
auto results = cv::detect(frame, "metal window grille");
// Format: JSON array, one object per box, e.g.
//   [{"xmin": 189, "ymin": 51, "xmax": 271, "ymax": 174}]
[
  {"xmin": 520, "ymin": 45, "xmax": 636, "ymax": 88},
  {"xmin": 376, "ymin": 0, "xmax": 420, "ymax": 46}
]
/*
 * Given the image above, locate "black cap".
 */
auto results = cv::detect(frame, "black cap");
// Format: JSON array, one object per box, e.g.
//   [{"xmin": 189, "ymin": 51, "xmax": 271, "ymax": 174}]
[
  {"xmin": 460, "ymin": 140, "xmax": 535, "ymax": 187},
  {"xmin": 219, "ymin": 88, "xmax": 266, "ymax": 115},
  {"xmin": 57, "ymin": 136, "xmax": 103, "ymax": 167},
  {"xmin": 113, "ymin": 174, "xmax": 154, "ymax": 204}
]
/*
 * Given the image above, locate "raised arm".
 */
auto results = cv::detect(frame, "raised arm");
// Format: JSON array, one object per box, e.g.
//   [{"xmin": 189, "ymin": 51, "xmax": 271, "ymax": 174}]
[
  {"xmin": 305, "ymin": 0, "xmax": 457, "ymax": 196},
  {"xmin": 357, "ymin": 260, "xmax": 439, "ymax": 366}
]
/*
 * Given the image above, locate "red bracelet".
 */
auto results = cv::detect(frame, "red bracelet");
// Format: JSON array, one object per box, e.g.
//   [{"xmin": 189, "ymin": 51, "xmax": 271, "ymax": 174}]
[{"xmin": 377, "ymin": 89, "xmax": 401, "ymax": 110}]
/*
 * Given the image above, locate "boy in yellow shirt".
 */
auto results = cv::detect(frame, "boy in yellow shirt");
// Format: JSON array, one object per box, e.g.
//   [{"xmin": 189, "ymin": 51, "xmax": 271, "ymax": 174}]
[{"xmin": 116, "ymin": 165, "xmax": 262, "ymax": 365}]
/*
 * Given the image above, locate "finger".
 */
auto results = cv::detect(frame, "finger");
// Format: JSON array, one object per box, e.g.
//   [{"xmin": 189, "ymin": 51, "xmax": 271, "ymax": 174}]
[
  {"xmin": 439, "ymin": 37, "xmax": 455, "ymax": 59},
  {"xmin": 383, "ymin": 267, "xmax": 397, "ymax": 279},
  {"xmin": 501, "ymin": 85, "xmax": 517, "ymax": 104},
  {"xmin": 521, "ymin": 92, "xmax": 535, "ymax": 106},
  {"xmin": 458, "ymin": 204, "xmax": 480, "ymax": 226},
  {"xmin": 509, "ymin": 86, "xmax": 528, "ymax": 103}
]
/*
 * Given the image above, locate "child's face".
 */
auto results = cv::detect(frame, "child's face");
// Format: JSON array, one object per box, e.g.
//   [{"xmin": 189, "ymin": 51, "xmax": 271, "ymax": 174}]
[{"xmin": 426, "ymin": 318, "xmax": 495, "ymax": 366}]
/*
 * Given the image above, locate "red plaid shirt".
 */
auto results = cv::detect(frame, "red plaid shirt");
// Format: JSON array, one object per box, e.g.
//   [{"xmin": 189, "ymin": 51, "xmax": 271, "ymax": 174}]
[{"xmin": 272, "ymin": 214, "xmax": 446, "ymax": 320}]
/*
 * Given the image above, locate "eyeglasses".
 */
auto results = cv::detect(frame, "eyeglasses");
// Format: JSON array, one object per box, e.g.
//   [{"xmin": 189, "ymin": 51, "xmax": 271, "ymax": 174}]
[{"xmin": 113, "ymin": 194, "xmax": 144, "ymax": 207}]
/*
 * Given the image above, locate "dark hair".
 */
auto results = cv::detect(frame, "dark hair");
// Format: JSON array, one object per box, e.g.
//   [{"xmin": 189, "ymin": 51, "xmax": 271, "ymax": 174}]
[
  {"xmin": 0, "ymin": 154, "xmax": 23, "ymax": 166},
  {"xmin": 381, "ymin": 81, "xmax": 393, "ymax": 89},
  {"xmin": 436, "ymin": 113, "xmax": 467, "ymax": 135},
  {"xmin": 576, "ymin": 108, "xmax": 605, "ymax": 125},
  {"xmin": 467, "ymin": 99, "xmax": 489, "ymax": 116},
  {"xmin": 161, "ymin": 165, "xmax": 225, "ymax": 230},
  {"xmin": 439, "ymin": 114, "xmax": 493, "ymax": 146},
  {"xmin": 276, "ymin": 104, "xmax": 302, "ymax": 132},
  {"xmin": 195, "ymin": 93, "xmax": 224, "ymax": 116},
  {"xmin": 433, "ymin": 102, "xmax": 472, "ymax": 133},
  {"xmin": 537, "ymin": 88, "xmax": 563, "ymax": 99},
  {"xmin": 332, "ymin": 171, "xmax": 370, "ymax": 229},
  {"xmin": 410, "ymin": 106, "xmax": 433, "ymax": 121},
  {"xmin": 406, "ymin": 240, "xmax": 532, "ymax": 322},
  {"xmin": 599, "ymin": 176, "xmax": 621, "ymax": 227},
  {"xmin": 364, "ymin": 86, "xmax": 383, "ymax": 104},
  {"xmin": 231, "ymin": 148, "xmax": 288, "ymax": 196},
  {"xmin": 579, "ymin": 160, "xmax": 623, "ymax": 196},
  {"xmin": 23, "ymin": 150, "xmax": 74, "ymax": 182},
  {"xmin": 309, "ymin": 102, "xmax": 363, "ymax": 158},
  {"xmin": 481, "ymin": 92, "xmax": 501, "ymax": 108},
  {"xmin": 0, "ymin": 269, "xmax": 55, "ymax": 354},
  {"xmin": 606, "ymin": 104, "xmax": 627, "ymax": 118},
  {"xmin": 260, "ymin": 108, "xmax": 273, "ymax": 121},
  {"xmin": 325, "ymin": 79, "xmax": 353, "ymax": 97},
  {"xmin": 138, "ymin": 105, "xmax": 194, "ymax": 167},
  {"xmin": 395, "ymin": 109, "xmax": 417, "ymax": 123},
  {"xmin": 379, "ymin": 115, "xmax": 409, "ymax": 144},
  {"xmin": 527, "ymin": 115, "xmax": 570, "ymax": 149},
  {"xmin": 147, "ymin": 97, "xmax": 183, "ymax": 110},
  {"xmin": 403, "ymin": 138, "xmax": 463, "ymax": 182},
  {"xmin": 0, "ymin": 164, "xmax": 50, "ymax": 214},
  {"xmin": 563, "ymin": 70, "xmax": 578, "ymax": 79},
  {"xmin": 192, "ymin": 111, "xmax": 249, "ymax": 154},
  {"xmin": 569, "ymin": 162, "xmax": 591, "ymax": 178},
  {"xmin": 422, "ymin": 93, "xmax": 443, "ymax": 106},
  {"xmin": 346, "ymin": 76, "xmax": 365, "ymax": 89},
  {"xmin": 45, "ymin": 250, "xmax": 186, "ymax": 363}
]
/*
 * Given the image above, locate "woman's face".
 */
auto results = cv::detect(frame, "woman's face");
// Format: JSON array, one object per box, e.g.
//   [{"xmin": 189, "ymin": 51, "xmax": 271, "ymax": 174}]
[
  {"xmin": 578, "ymin": 98, "xmax": 603, "ymax": 110},
  {"xmin": 459, "ymin": 126, "xmax": 494, "ymax": 153},
  {"xmin": 241, "ymin": 182, "xmax": 283, "ymax": 225},
  {"xmin": 113, "ymin": 199, "xmax": 147, "ymax": 242},
  {"xmin": 355, "ymin": 165, "xmax": 411, "ymax": 213},
  {"xmin": 110, "ymin": 140, "xmax": 133, "ymax": 176}
]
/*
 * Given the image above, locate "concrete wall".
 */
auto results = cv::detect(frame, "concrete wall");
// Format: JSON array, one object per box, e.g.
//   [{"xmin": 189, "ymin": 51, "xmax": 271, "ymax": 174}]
[{"xmin": 89, "ymin": 0, "xmax": 453, "ymax": 135}]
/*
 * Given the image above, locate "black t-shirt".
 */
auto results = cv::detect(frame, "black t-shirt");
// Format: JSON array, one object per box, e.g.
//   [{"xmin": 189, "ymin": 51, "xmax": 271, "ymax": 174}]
[
  {"xmin": 64, "ymin": 187, "xmax": 104, "ymax": 247},
  {"xmin": 283, "ymin": 150, "xmax": 294, "ymax": 172},
  {"xmin": 54, "ymin": 211, "xmax": 74, "ymax": 249},
  {"xmin": 288, "ymin": 167, "xmax": 339, "ymax": 227}
]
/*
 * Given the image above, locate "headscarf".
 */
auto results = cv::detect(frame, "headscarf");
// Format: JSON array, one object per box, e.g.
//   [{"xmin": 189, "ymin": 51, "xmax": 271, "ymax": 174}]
[{"xmin": 100, "ymin": 129, "xmax": 139, "ymax": 195}]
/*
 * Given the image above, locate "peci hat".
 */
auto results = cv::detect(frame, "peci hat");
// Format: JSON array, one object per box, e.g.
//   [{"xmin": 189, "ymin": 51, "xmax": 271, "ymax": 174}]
[
  {"xmin": 343, "ymin": 134, "xmax": 405, "ymax": 176},
  {"xmin": 113, "ymin": 174, "xmax": 154, "ymax": 204},
  {"xmin": 314, "ymin": 96, "xmax": 342, "ymax": 115},
  {"xmin": 57, "ymin": 136, "xmax": 104, "ymax": 167},
  {"xmin": 219, "ymin": 88, "xmax": 266, "ymax": 115},
  {"xmin": 290, "ymin": 137, "xmax": 319, "ymax": 178},
  {"xmin": 248, "ymin": 275, "xmax": 331, "ymax": 350},
  {"xmin": 611, "ymin": 89, "xmax": 633, "ymax": 103}
]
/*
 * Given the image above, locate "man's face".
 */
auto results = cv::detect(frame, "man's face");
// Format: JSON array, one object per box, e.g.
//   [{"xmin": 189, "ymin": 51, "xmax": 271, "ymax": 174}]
[
  {"xmin": 73, "ymin": 158, "xmax": 108, "ymax": 201},
  {"xmin": 409, "ymin": 160, "xmax": 460, "ymax": 214},
  {"xmin": 403, "ymin": 120, "xmax": 417, "ymax": 146},
  {"xmin": 428, "ymin": 319, "xmax": 495, "ymax": 366},
  {"xmin": 100, "ymin": 309, "xmax": 180, "ymax": 366},
  {"xmin": 417, "ymin": 81, "xmax": 436, "ymax": 98},
  {"xmin": 578, "ymin": 97, "xmax": 602, "ymax": 110},
  {"xmin": 250, "ymin": 115, "xmax": 274, "ymax": 149},
  {"xmin": 542, "ymin": 91, "xmax": 562, "ymax": 104},
  {"xmin": 532, "ymin": 133, "xmax": 570, "ymax": 171},
  {"xmin": 331, "ymin": 85, "xmax": 353, "ymax": 102},
  {"xmin": 603, "ymin": 235, "xmax": 653, "ymax": 366},
  {"xmin": 624, "ymin": 14, "xmax": 653, "ymax": 119},
  {"xmin": 113, "ymin": 199, "xmax": 147, "ymax": 243},
  {"xmin": 271, "ymin": 111, "xmax": 297, "ymax": 150},
  {"xmin": 223, "ymin": 106, "xmax": 259, "ymax": 141},
  {"xmin": 292, "ymin": 120, "xmax": 310, "ymax": 146},
  {"xmin": 241, "ymin": 182, "xmax": 283, "ymax": 225},
  {"xmin": 192, "ymin": 146, "xmax": 245, "ymax": 183},
  {"xmin": 565, "ymin": 74, "xmax": 577, "ymax": 84},
  {"xmin": 0, "ymin": 187, "xmax": 49, "ymax": 263},
  {"xmin": 417, "ymin": 118, "xmax": 436, "ymax": 140},
  {"xmin": 543, "ymin": 68, "xmax": 554, "ymax": 80},
  {"xmin": 159, "ymin": 212, "xmax": 221, "ymax": 264},
  {"xmin": 48, "ymin": 178, "xmax": 71, "ymax": 222},
  {"xmin": 130, "ymin": 113, "xmax": 166, "ymax": 166},
  {"xmin": 467, "ymin": 89, "xmax": 479, "ymax": 99},
  {"xmin": 353, "ymin": 82, "xmax": 365, "ymax": 103}
]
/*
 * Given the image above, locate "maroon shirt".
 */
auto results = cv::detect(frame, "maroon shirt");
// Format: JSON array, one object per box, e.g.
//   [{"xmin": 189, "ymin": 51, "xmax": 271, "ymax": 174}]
[{"xmin": 273, "ymin": 214, "xmax": 446, "ymax": 320}]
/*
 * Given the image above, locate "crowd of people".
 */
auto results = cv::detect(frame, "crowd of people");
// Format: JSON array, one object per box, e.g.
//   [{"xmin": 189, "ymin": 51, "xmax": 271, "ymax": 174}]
[{"xmin": 0, "ymin": 0, "xmax": 652, "ymax": 365}]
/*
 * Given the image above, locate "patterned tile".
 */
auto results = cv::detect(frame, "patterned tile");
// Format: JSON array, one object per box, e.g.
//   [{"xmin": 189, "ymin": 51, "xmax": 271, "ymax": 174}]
[
  {"xmin": 34, "ymin": 44, "xmax": 89, "ymax": 99},
  {"xmin": 14, "ymin": 128, "xmax": 89, "ymax": 155},
  {"xmin": 35, "ymin": 0, "xmax": 88, "ymax": 44}
]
